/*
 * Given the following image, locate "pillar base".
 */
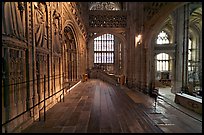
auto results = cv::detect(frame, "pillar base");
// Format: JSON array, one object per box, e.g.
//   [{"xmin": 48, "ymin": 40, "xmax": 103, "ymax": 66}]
[{"xmin": 181, "ymin": 86, "xmax": 189, "ymax": 94}]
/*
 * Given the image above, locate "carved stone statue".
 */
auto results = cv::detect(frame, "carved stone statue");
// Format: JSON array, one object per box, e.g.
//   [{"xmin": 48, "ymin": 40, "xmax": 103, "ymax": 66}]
[
  {"xmin": 53, "ymin": 4, "xmax": 61, "ymax": 53},
  {"xmin": 2, "ymin": 2, "xmax": 25, "ymax": 40},
  {"xmin": 34, "ymin": 2, "xmax": 47, "ymax": 47}
]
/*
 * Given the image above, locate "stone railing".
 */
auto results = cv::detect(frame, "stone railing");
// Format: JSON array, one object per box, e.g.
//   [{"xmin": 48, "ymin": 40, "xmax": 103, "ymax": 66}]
[
  {"xmin": 89, "ymin": 68, "xmax": 119, "ymax": 85},
  {"xmin": 175, "ymin": 93, "xmax": 202, "ymax": 114}
]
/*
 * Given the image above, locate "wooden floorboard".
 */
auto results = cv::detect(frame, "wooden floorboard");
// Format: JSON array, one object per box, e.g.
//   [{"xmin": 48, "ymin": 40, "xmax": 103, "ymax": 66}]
[
  {"xmin": 22, "ymin": 79, "xmax": 166, "ymax": 133},
  {"xmin": 105, "ymin": 87, "xmax": 122, "ymax": 133}
]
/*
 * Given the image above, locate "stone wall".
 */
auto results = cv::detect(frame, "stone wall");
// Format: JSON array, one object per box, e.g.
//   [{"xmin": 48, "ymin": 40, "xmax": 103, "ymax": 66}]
[{"xmin": 2, "ymin": 2, "xmax": 87, "ymax": 133}]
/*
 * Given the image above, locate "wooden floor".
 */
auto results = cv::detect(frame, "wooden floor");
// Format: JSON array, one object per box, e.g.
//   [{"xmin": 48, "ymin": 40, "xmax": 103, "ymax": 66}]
[
  {"xmin": 22, "ymin": 79, "xmax": 163, "ymax": 133},
  {"xmin": 124, "ymin": 86, "xmax": 202, "ymax": 133}
]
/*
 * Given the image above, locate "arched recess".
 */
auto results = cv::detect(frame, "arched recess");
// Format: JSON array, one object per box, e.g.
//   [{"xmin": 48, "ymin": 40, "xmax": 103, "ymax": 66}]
[
  {"xmin": 187, "ymin": 7, "xmax": 202, "ymax": 95},
  {"xmin": 144, "ymin": 2, "xmax": 186, "ymax": 47},
  {"xmin": 62, "ymin": 22, "xmax": 79, "ymax": 83},
  {"xmin": 146, "ymin": 3, "xmax": 202, "ymax": 96},
  {"xmin": 144, "ymin": 2, "xmax": 187, "ymax": 91},
  {"xmin": 154, "ymin": 52, "xmax": 173, "ymax": 87},
  {"xmin": 87, "ymin": 32, "xmax": 127, "ymax": 77},
  {"xmin": 151, "ymin": 24, "xmax": 174, "ymax": 90}
]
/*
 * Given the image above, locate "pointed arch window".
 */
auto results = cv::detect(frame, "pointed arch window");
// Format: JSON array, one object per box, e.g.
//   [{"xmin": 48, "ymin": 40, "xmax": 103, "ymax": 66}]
[{"xmin": 156, "ymin": 31, "xmax": 170, "ymax": 44}]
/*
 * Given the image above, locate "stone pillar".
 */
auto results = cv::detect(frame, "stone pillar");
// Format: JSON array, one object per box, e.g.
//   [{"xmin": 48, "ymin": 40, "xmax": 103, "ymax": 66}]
[
  {"xmin": 172, "ymin": 4, "xmax": 189, "ymax": 94},
  {"xmin": 145, "ymin": 38, "xmax": 155, "ymax": 94},
  {"xmin": 2, "ymin": 47, "xmax": 10, "ymax": 133},
  {"xmin": 128, "ymin": 2, "xmax": 142, "ymax": 88},
  {"xmin": 170, "ymin": 53, "xmax": 175, "ymax": 92},
  {"xmin": 140, "ymin": 44, "xmax": 147, "ymax": 92},
  {"xmin": 181, "ymin": 3, "xmax": 190, "ymax": 93},
  {"xmin": 146, "ymin": 41, "xmax": 153, "ymax": 93},
  {"xmin": 88, "ymin": 38, "xmax": 94, "ymax": 69},
  {"xmin": 114, "ymin": 38, "xmax": 119, "ymax": 74},
  {"xmin": 126, "ymin": 3, "xmax": 137, "ymax": 87},
  {"xmin": 31, "ymin": 2, "xmax": 37, "ymax": 119},
  {"xmin": 199, "ymin": 24, "xmax": 202, "ymax": 91}
]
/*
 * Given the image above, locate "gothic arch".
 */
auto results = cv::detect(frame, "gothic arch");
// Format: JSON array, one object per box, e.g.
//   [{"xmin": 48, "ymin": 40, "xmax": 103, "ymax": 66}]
[
  {"xmin": 88, "ymin": 31, "xmax": 127, "ymax": 76},
  {"xmin": 145, "ymin": 3, "xmax": 188, "ymax": 89},
  {"xmin": 148, "ymin": 3, "xmax": 202, "ymax": 95},
  {"xmin": 144, "ymin": 2, "xmax": 186, "ymax": 48},
  {"xmin": 62, "ymin": 21, "xmax": 80, "ymax": 48},
  {"xmin": 62, "ymin": 22, "xmax": 79, "ymax": 82}
]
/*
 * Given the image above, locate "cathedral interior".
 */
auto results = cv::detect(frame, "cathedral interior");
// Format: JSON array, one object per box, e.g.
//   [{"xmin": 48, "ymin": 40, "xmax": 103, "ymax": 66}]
[{"xmin": 2, "ymin": 2, "xmax": 202, "ymax": 133}]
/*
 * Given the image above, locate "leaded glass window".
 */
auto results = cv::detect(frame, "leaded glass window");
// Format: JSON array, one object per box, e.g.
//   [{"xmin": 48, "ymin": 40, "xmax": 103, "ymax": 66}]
[
  {"xmin": 156, "ymin": 53, "xmax": 170, "ymax": 71},
  {"xmin": 156, "ymin": 31, "xmax": 170, "ymax": 44},
  {"xmin": 94, "ymin": 34, "xmax": 114, "ymax": 64}
]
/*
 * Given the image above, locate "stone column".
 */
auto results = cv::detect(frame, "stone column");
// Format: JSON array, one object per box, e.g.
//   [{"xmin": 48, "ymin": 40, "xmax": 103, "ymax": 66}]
[
  {"xmin": 140, "ymin": 44, "xmax": 147, "ymax": 92},
  {"xmin": 145, "ymin": 39, "xmax": 155, "ymax": 94},
  {"xmin": 181, "ymin": 3, "xmax": 190, "ymax": 93},
  {"xmin": 114, "ymin": 38, "xmax": 119, "ymax": 74},
  {"xmin": 170, "ymin": 53, "xmax": 175, "ymax": 93},
  {"xmin": 31, "ymin": 2, "xmax": 37, "ymax": 119},
  {"xmin": 172, "ymin": 4, "xmax": 189, "ymax": 94},
  {"xmin": 88, "ymin": 38, "xmax": 94, "ymax": 69},
  {"xmin": 2, "ymin": 47, "xmax": 10, "ymax": 133},
  {"xmin": 126, "ymin": 3, "xmax": 136, "ymax": 87},
  {"xmin": 198, "ymin": 25, "xmax": 202, "ymax": 90}
]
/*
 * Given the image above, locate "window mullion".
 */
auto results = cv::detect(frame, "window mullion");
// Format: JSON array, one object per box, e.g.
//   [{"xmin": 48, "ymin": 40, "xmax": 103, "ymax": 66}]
[{"xmin": 106, "ymin": 34, "xmax": 107, "ymax": 65}]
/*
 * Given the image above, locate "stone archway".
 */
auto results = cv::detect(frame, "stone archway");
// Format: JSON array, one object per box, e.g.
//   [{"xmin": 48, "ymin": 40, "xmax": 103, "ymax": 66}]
[
  {"xmin": 63, "ymin": 26, "xmax": 78, "ymax": 83},
  {"xmin": 88, "ymin": 32, "xmax": 127, "ymax": 77},
  {"xmin": 145, "ymin": 2, "xmax": 187, "ymax": 93}
]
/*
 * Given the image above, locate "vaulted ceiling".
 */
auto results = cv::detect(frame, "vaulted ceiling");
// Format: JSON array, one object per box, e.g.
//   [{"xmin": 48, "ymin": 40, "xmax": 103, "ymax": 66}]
[{"xmin": 190, "ymin": 7, "xmax": 202, "ymax": 31}]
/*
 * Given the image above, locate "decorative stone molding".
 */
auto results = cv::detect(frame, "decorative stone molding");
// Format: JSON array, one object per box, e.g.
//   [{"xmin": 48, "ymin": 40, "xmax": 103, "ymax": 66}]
[
  {"xmin": 89, "ymin": 2, "xmax": 121, "ymax": 11},
  {"xmin": 53, "ymin": 3, "xmax": 62, "ymax": 54},
  {"xmin": 2, "ymin": 35, "xmax": 27, "ymax": 50},
  {"xmin": 63, "ymin": 2, "xmax": 87, "ymax": 40},
  {"xmin": 89, "ymin": 13, "xmax": 127, "ymax": 28},
  {"xmin": 36, "ymin": 47, "xmax": 50, "ymax": 55},
  {"xmin": 34, "ymin": 2, "xmax": 48, "ymax": 48}
]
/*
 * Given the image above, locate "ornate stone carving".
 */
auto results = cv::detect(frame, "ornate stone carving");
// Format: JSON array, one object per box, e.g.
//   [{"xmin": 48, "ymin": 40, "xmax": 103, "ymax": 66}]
[
  {"xmin": 2, "ymin": 2, "xmax": 25, "ymax": 40},
  {"xmin": 26, "ymin": 2, "xmax": 33, "ymax": 45},
  {"xmin": 53, "ymin": 3, "xmax": 62, "ymax": 54},
  {"xmin": 9, "ymin": 49, "xmax": 25, "ymax": 104},
  {"xmin": 34, "ymin": 2, "xmax": 48, "ymax": 48},
  {"xmin": 2, "ymin": 36, "xmax": 27, "ymax": 50},
  {"xmin": 89, "ymin": 14, "xmax": 127, "ymax": 28},
  {"xmin": 36, "ymin": 53, "xmax": 48, "ymax": 97},
  {"xmin": 89, "ymin": 2, "xmax": 121, "ymax": 10},
  {"xmin": 66, "ymin": 2, "xmax": 87, "ymax": 40}
]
